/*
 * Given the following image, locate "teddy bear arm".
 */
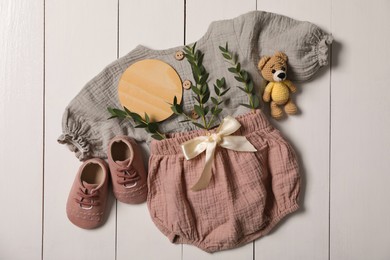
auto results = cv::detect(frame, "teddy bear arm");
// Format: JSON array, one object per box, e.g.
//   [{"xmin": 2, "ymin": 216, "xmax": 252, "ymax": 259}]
[
  {"xmin": 263, "ymin": 82, "xmax": 274, "ymax": 102},
  {"xmin": 285, "ymin": 80, "xmax": 297, "ymax": 93}
]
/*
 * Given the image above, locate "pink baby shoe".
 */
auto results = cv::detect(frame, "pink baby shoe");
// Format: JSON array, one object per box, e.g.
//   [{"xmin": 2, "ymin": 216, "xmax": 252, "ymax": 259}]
[
  {"xmin": 66, "ymin": 158, "xmax": 109, "ymax": 229},
  {"xmin": 107, "ymin": 135, "xmax": 148, "ymax": 204}
]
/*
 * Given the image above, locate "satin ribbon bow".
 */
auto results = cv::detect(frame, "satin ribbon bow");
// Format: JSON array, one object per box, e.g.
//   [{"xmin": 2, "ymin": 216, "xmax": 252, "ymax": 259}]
[{"xmin": 181, "ymin": 116, "xmax": 257, "ymax": 191}]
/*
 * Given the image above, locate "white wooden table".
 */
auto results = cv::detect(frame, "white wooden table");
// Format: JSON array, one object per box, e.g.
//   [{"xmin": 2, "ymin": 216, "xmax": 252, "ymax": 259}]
[{"xmin": 1, "ymin": 0, "xmax": 390, "ymax": 259}]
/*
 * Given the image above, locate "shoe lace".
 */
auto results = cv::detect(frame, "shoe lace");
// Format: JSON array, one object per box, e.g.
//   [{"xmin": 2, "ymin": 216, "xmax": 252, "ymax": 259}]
[
  {"xmin": 117, "ymin": 167, "xmax": 141, "ymax": 186},
  {"xmin": 75, "ymin": 188, "xmax": 99, "ymax": 208}
]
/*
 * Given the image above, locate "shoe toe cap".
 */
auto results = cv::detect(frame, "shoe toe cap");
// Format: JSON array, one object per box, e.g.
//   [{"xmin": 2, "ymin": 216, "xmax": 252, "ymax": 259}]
[{"xmin": 66, "ymin": 208, "xmax": 104, "ymax": 229}]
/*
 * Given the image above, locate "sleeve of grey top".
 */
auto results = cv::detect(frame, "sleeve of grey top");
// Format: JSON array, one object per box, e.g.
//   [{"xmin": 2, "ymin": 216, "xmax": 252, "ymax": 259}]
[
  {"xmin": 233, "ymin": 11, "xmax": 333, "ymax": 81},
  {"xmin": 57, "ymin": 58, "xmax": 150, "ymax": 161}
]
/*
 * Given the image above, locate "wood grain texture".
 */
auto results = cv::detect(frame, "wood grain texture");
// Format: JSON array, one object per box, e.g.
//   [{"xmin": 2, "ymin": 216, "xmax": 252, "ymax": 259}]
[
  {"xmin": 117, "ymin": 1, "xmax": 184, "ymax": 259},
  {"xmin": 0, "ymin": 1, "xmax": 43, "ymax": 259},
  {"xmin": 118, "ymin": 59, "xmax": 183, "ymax": 122},
  {"xmin": 184, "ymin": 0, "xmax": 256, "ymax": 259},
  {"xmin": 330, "ymin": 0, "xmax": 390, "ymax": 259},
  {"xmin": 44, "ymin": 0, "xmax": 117, "ymax": 259},
  {"xmin": 255, "ymin": 1, "xmax": 331, "ymax": 259}
]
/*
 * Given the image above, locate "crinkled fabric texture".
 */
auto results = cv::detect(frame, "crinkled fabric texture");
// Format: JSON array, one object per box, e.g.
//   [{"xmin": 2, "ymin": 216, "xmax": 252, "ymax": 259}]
[
  {"xmin": 58, "ymin": 10, "xmax": 333, "ymax": 160},
  {"xmin": 147, "ymin": 110, "xmax": 300, "ymax": 253}
]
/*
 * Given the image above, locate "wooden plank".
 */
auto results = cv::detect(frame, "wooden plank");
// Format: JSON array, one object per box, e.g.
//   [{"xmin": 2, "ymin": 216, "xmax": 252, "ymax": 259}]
[
  {"xmin": 44, "ymin": 0, "xmax": 117, "ymax": 259},
  {"xmin": 255, "ymin": 1, "xmax": 331, "ymax": 259},
  {"xmin": 0, "ymin": 1, "xmax": 43, "ymax": 259},
  {"xmin": 116, "ymin": 1, "xmax": 184, "ymax": 259},
  {"xmin": 330, "ymin": 0, "xmax": 390, "ymax": 259},
  {"xmin": 183, "ymin": 0, "xmax": 256, "ymax": 259}
]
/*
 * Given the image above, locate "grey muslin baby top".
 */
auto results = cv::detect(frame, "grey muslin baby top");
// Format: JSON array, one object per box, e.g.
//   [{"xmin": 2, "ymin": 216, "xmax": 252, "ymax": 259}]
[{"xmin": 58, "ymin": 10, "xmax": 333, "ymax": 160}]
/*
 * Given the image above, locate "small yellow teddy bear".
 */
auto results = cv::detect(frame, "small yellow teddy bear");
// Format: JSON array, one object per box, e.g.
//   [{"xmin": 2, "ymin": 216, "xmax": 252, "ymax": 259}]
[{"xmin": 258, "ymin": 51, "xmax": 297, "ymax": 120}]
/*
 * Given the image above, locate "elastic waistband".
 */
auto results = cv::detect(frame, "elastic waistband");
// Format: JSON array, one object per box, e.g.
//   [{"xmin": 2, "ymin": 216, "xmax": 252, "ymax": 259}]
[{"xmin": 150, "ymin": 110, "xmax": 273, "ymax": 156}]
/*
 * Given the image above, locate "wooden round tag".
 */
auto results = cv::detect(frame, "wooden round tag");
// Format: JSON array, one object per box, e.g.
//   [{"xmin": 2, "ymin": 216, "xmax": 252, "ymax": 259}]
[{"xmin": 118, "ymin": 59, "xmax": 183, "ymax": 122}]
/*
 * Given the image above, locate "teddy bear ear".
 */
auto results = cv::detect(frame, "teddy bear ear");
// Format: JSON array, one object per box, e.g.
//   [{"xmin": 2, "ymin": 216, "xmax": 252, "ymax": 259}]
[
  {"xmin": 258, "ymin": 56, "xmax": 270, "ymax": 70},
  {"xmin": 275, "ymin": 51, "xmax": 288, "ymax": 61}
]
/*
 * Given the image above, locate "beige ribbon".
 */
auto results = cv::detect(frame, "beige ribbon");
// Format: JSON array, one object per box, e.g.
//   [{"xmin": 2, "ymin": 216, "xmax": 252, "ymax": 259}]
[{"xmin": 181, "ymin": 116, "xmax": 257, "ymax": 191}]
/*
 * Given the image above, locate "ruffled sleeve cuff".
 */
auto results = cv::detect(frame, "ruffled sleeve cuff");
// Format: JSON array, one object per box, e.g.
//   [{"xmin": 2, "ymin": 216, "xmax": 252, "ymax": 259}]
[
  {"xmin": 57, "ymin": 109, "xmax": 103, "ymax": 161},
  {"xmin": 58, "ymin": 133, "xmax": 92, "ymax": 161},
  {"xmin": 287, "ymin": 28, "xmax": 333, "ymax": 82},
  {"xmin": 317, "ymin": 33, "xmax": 333, "ymax": 67}
]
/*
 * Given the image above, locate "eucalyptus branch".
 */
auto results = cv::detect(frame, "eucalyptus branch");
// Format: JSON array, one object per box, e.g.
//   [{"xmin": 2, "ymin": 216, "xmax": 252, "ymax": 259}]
[
  {"xmin": 107, "ymin": 107, "xmax": 166, "ymax": 140},
  {"xmin": 170, "ymin": 96, "xmax": 197, "ymax": 124},
  {"xmin": 219, "ymin": 42, "xmax": 259, "ymax": 110},
  {"xmin": 207, "ymin": 77, "xmax": 229, "ymax": 129},
  {"xmin": 170, "ymin": 76, "xmax": 229, "ymax": 130},
  {"xmin": 182, "ymin": 43, "xmax": 210, "ymax": 129}
]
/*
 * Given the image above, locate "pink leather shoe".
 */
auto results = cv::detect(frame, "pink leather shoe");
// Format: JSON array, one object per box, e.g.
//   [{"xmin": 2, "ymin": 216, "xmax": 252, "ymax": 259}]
[
  {"xmin": 66, "ymin": 158, "xmax": 109, "ymax": 229},
  {"xmin": 107, "ymin": 135, "xmax": 147, "ymax": 204}
]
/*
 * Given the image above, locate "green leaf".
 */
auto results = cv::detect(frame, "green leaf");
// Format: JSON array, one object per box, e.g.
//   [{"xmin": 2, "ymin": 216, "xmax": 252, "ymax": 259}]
[
  {"xmin": 151, "ymin": 134, "xmax": 164, "ymax": 140},
  {"xmin": 234, "ymin": 76, "xmax": 245, "ymax": 83},
  {"xmin": 184, "ymin": 45, "xmax": 191, "ymax": 51},
  {"xmin": 222, "ymin": 53, "xmax": 232, "ymax": 60},
  {"xmin": 211, "ymin": 97, "xmax": 219, "ymax": 105},
  {"xmin": 107, "ymin": 115, "xmax": 118, "ymax": 120},
  {"xmin": 213, "ymin": 108, "xmax": 222, "ymax": 115},
  {"xmin": 192, "ymin": 42, "xmax": 197, "ymax": 51},
  {"xmin": 176, "ymin": 104, "xmax": 183, "ymax": 114},
  {"xmin": 240, "ymin": 103, "xmax": 253, "ymax": 108},
  {"xmin": 225, "ymin": 42, "xmax": 228, "ymax": 51},
  {"xmin": 191, "ymin": 85, "xmax": 201, "ymax": 95},
  {"xmin": 237, "ymin": 63, "xmax": 241, "ymax": 73},
  {"xmin": 228, "ymin": 67, "xmax": 237, "ymax": 73},
  {"xmin": 252, "ymin": 94, "xmax": 260, "ymax": 108},
  {"xmin": 171, "ymin": 104, "xmax": 183, "ymax": 115},
  {"xmin": 144, "ymin": 113, "xmax": 150, "ymax": 123},
  {"xmin": 233, "ymin": 53, "xmax": 238, "ymax": 64},
  {"xmin": 220, "ymin": 77, "xmax": 226, "ymax": 87},
  {"xmin": 220, "ymin": 87, "xmax": 230, "ymax": 96},
  {"xmin": 179, "ymin": 119, "xmax": 191, "ymax": 123},
  {"xmin": 238, "ymin": 86, "xmax": 248, "ymax": 93},
  {"xmin": 199, "ymin": 73, "xmax": 209, "ymax": 85},
  {"xmin": 247, "ymin": 80, "xmax": 254, "ymax": 93},
  {"xmin": 201, "ymin": 83, "xmax": 209, "ymax": 94},
  {"xmin": 195, "ymin": 50, "xmax": 201, "ymax": 60},
  {"xmin": 171, "ymin": 106, "xmax": 178, "ymax": 115},
  {"xmin": 186, "ymin": 54, "xmax": 195, "ymax": 62},
  {"xmin": 107, "ymin": 107, "xmax": 115, "ymax": 115},
  {"xmin": 214, "ymin": 84, "xmax": 220, "ymax": 96},
  {"xmin": 202, "ymin": 91, "xmax": 210, "ymax": 103},
  {"xmin": 193, "ymin": 66, "xmax": 201, "ymax": 80},
  {"xmin": 211, "ymin": 106, "xmax": 216, "ymax": 114},
  {"xmin": 219, "ymin": 46, "xmax": 227, "ymax": 52},
  {"xmin": 199, "ymin": 65, "xmax": 206, "ymax": 74},
  {"xmin": 197, "ymin": 53, "xmax": 204, "ymax": 66},
  {"xmin": 112, "ymin": 109, "xmax": 127, "ymax": 119},
  {"xmin": 147, "ymin": 122, "xmax": 158, "ymax": 133},
  {"xmin": 241, "ymin": 71, "xmax": 249, "ymax": 81},
  {"xmin": 193, "ymin": 122, "xmax": 206, "ymax": 129},
  {"xmin": 193, "ymin": 95, "xmax": 200, "ymax": 103},
  {"xmin": 135, "ymin": 123, "xmax": 147, "ymax": 128},
  {"xmin": 123, "ymin": 107, "xmax": 142, "ymax": 122},
  {"xmin": 204, "ymin": 106, "xmax": 209, "ymax": 116},
  {"xmin": 194, "ymin": 105, "xmax": 204, "ymax": 117},
  {"xmin": 130, "ymin": 113, "xmax": 142, "ymax": 122},
  {"xmin": 123, "ymin": 106, "xmax": 131, "ymax": 115}
]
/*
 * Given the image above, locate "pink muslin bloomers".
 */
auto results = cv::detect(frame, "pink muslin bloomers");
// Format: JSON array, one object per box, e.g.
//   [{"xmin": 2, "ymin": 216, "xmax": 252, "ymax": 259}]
[{"xmin": 147, "ymin": 110, "xmax": 300, "ymax": 253}]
